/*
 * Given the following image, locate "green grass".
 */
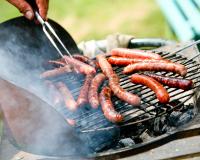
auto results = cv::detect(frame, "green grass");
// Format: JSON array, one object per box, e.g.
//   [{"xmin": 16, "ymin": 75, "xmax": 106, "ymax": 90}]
[{"xmin": 0, "ymin": 0, "xmax": 176, "ymax": 42}]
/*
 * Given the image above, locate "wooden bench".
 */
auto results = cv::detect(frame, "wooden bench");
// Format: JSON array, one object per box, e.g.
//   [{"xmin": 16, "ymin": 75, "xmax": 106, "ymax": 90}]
[{"xmin": 156, "ymin": 0, "xmax": 200, "ymax": 41}]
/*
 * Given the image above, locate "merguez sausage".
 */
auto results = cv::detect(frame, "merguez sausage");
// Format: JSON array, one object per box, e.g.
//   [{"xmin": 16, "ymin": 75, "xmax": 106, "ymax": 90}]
[
  {"xmin": 77, "ymin": 74, "xmax": 94, "ymax": 107},
  {"xmin": 63, "ymin": 55, "xmax": 96, "ymax": 75},
  {"xmin": 108, "ymin": 56, "xmax": 170, "ymax": 66},
  {"xmin": 88, "ymin": 73, "xmax": 106, "ymax": 109},
  {"xmin": 100, "ymin": 86, "xmax": 123, "ymax": 123},
  {"xmin": 123, "ymin": 62, "xmax": 187, "ymax": 77},
  {"xmin": 97, "ymin": 54, "xmax": 141, "ymax": 106},
  {"xmin": 56, "ymin": 82, "xmax": 78, "ymax": 111},
  {"xmin": 111, "ymin": 48, "xmax": 162, "ymax": 60},
  {"xmin": 144, "ymin": 73, "xmax": 193, "ymax": 90},
  {"xmin": 131, "ymin": 74, "xmax": 170, "ymax": 103}
]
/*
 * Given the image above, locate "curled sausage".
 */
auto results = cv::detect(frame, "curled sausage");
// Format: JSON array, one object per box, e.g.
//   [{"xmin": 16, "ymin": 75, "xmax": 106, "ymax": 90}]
[
  {"xmin": 144, "ymin": 73, "xmax": 193, "ymax": 90},
  {"xmin": 131, "ymin": 74, "xmax": 170, "ymax": 103},
  {"xmin": 77, "ymin": 74, "xmax": 94, "ymax": 107},
  {"xmin": 97, "ymin": 54, "xmax": 141, "ymax": 106},
  {"xmin": 88, "ymin": 73, "xmax": 106, "ymax": 109},
  {"xmin": 111, "ymin": 48, "xmax": 162, "ymax": 60},
  {"xmin": 100, "ymin": 86, "xmax": 123, "ymax": 123},
  {"xmin": 108, "ymin": 56, "xmax": 170, "ymax": 66},
  {"xmin": 123, "ymin": 62, "xmax": 187, "ymax": 77},
  {"xmin": 56, "ymin": 82, "xmax": 78, "ymax": 111},
  {"xmin": 63, "ymin": 55, "xmax": 96, "ymax": 75}
]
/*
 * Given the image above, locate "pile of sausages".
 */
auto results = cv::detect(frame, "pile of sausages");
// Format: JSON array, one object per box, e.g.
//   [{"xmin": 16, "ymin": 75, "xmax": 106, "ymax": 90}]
[{"xmin": 40, "ymin": 48, "xmax": 193, "ymax": 124}]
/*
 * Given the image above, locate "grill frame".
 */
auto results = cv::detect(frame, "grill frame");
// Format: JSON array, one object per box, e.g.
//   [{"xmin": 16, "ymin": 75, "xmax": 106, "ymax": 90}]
[
  {"xmin": 48, "ymin": 42, "xmax": 200, "ymax": 159},
  {"xmin": 54, "ymin": 44, "xmax": 200, "ymax": 134}
]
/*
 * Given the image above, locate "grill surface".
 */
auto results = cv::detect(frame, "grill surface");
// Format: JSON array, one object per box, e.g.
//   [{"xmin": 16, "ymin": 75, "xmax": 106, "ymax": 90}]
[{"xmin": 54, "ymin": 48, "xmax": 200, "ymax": 133}]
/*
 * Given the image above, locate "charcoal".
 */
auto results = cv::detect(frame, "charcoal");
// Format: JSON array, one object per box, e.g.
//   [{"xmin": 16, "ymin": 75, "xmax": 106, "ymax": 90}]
[
  {"xmin": 168, "ymin": 111, "xmax": 182, "ymax": 126},
  {"xmin": 173, "ymin": 109, "xmax": 194, "ymax": 127},
  {"xmin": 79, "ymin": 126, "xmax": 120, "ymax": 152},
  {"xmin": 153, "ymin": 116, "xmax": 168, "ymax": 135},
  {"xmin": 139, "ymin": 129, "xmax": 152, "ymax": 142},
  {"xmin": 119, "ymin": 138, "xmax": 135, "ymax": 147},
  {"xmin": 169, "ymin": 109, "xmax": 194, "ymax": 127}
]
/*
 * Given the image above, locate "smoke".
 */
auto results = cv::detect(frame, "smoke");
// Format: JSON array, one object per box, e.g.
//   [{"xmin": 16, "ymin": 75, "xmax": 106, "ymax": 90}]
[
  {"xmin": 0, "ymin": 27, "xmax": 89, "ymax": 157},
  {"xmin": 0, "ymin": 18, "xmax": 120, "ymax": 158}
]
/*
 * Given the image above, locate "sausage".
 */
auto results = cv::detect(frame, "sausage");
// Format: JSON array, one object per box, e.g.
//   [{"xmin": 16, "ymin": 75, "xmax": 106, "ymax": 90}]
[
  {"xmin": 40, "ymin": 66, "xmax": 72, "ymax": 79},
  {"xmin": 96, "ymin": 54, "xmax": 141, "ymax": 106},
  {"xmin": 48, "ymin": 60, "xmax": 66, "ymax": 67},
  {"xmin": 66, "ymin": 118, "xmax": 76, "ymax": 126},
  {"xmin": 56, "ymin": 82, "xmax": 78, "ymax": 111},
  {"xmin": 108, "ymin": 56, "xmax": 170, "ymax": 66},
  {"xmin": 111, "ymin": 48, "xmax": 162, "ymax": 60},
  {"xmin": 144, "ymin": 73, "xmax": 193, "ymax": 90},
  {"xmin": 88, "ymin": 73, "xmax": 106, "ymax": 108},
  {"xmin": 72, "ymin": 54, "xmax": 97, "ymax": 69},
  {"xmin": 99, "ymin": 86, "xmax": 123, "ymax": 123},
  {"xmin": 96, "ymin": 54, "xmax": 115, "ymax": 76},
  {"xmin": 77, "ymin": 74, "xmax": 94, "ymax": 107},
  {"xmin": 131, "ymin": 74, "xmax": 170, "ymax": 103},
  {"xmin": 123, "ymin": 62, "xmax": 187, "ymax": 77},
  {"xmin": 63, "ymin": 55, "xmax": 96, "ymax": 75},
  {"xmin": 44, "ymin": 80, "xmax": 63, "ymax": 106}
]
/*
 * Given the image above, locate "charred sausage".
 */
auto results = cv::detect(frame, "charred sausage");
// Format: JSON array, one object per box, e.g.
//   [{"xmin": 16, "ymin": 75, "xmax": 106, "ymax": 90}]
[
  {"xmin": 77, "ymin": 74, "xmax": 94, "ymax": 107},
  {"xmin": 131, "ymin": 74, "xmax": 170, "ymax": 103},
  {"xmin": 96, "ymin": 54, "xmax": 141, "ymax": 106},
  {"xmin": 88, "ymin": 73, "xmax": 106, "ymax": 108},
  {"xmin": 123, "ymin": 62, "xmax": 187, "ymax": 77},
  {"xmin": 108, "ymin": 56, "xmax": 170, "ymax": 66},
  {"xmin": 111, "ymin": 48, "xmax": 162, "ymax": 60},
  {"xmin": 100, "ymin": 86, "xmax": 123, "ymax": 123},
  {"xmin": 144, "ymin": 73, "xmax": 193, "ymax": 90},
  {"xmin": 63, "ymin": 55, "xmax": 96, "ymax": 75},
  {"xmin": 56, "ymin": 82, "xmax": 78, "ymax": 111}
]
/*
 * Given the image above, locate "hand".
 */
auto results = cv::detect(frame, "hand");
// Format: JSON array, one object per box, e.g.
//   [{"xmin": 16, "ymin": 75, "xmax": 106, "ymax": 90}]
[{"xmin": 7, "ymin": 0, "xmax": 49, "ymax": 20}]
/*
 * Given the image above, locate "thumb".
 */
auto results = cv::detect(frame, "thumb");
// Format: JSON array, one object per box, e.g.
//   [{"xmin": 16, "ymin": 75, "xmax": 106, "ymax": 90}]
[{"xmin": 7, "ymin": 0, "xmax": 34, "ymax": 20}]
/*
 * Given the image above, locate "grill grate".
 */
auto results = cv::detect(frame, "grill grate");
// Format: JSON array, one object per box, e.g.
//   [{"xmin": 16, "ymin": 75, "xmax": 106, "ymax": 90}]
[{"xmin": 55, "ymin": 49, "xmax": 200, "ymax": 133}]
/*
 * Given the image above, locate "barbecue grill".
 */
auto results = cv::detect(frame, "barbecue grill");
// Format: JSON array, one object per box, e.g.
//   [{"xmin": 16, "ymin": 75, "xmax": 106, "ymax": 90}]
[{"xmin": 0, "ymin": 17, "xmax": 200, "ymax": 160}]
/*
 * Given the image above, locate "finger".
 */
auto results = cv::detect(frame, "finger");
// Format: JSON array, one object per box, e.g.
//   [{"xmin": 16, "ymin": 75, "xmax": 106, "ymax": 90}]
[
  {"xmin": 7, "ymin": 0, "xmax": 34, "ymax": 20},
  {"xmin": 36, "ymin": 0, "xmax": 49, "ymax": 20}
]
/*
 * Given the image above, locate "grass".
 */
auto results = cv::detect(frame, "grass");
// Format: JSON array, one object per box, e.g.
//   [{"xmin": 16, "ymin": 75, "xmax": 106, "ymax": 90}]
[{"xmin": 0, "ymin": 0, "xmax": 176, "ymax": 42}]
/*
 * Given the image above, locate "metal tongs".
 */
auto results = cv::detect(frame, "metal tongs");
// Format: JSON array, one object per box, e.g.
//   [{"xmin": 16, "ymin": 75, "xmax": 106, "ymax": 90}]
[{"xmin": 35, "ymin": 11, "xmax": 73, "ymax": 58}]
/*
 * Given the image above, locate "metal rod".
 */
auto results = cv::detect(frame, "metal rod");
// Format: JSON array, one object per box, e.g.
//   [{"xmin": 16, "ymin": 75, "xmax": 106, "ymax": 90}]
[{"xmin": 35, "ymin": 11, "xmax": 73, "ymax": 58}]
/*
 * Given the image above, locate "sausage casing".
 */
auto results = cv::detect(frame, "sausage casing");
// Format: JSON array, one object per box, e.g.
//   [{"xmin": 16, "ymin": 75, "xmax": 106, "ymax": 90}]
[
  {"xmin": 100, "ymin": 86, "xmax": 123, "ymax": 123},
  {"xmin": 144, "ymin": 73, "xmax": 193, "ymax": 90},
  {"xmin": 72, "ymin": 54, "xmax": 97, "ymax": 69},
  {"xmin": 131, "ymin": 74, "xmax": 170, "ymax": 103},
  {"xmin": 40, "ymin": 66, "xmax": 72, "ymax": 79},
  {"xmin": 111, "ymin": 48, "xmax": 162, "ymax": 60},
  {"xmin": 108, "ymin": 56, "xmax": 170, "ymax": 66},
  {"xmin": 77, "ymin": 74, "xmax": 94, "ymax": 107},
  {"xmin": 56, "ymin": 82, "xmax": 78, "ymax": 111},
  {"xmin": 123, "ymin": 62, "xmax": 187, "ymax": 77},
  {"xmin": 97, "ymin": 54, "xmax": 141, "ymax": 106},
  {"xmin": 63, "ymin": 55, "xmax": 96, "ymax": 75},
  {"xmin": 88, "ymin": 73, "xmax": 106, "ymax": 108}
]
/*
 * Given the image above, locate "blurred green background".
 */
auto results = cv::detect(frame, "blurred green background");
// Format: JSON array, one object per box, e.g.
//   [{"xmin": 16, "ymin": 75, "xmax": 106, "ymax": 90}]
[{"xmin": 0, "ymin": 0, "xmax": 175, "ymax": 42}]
